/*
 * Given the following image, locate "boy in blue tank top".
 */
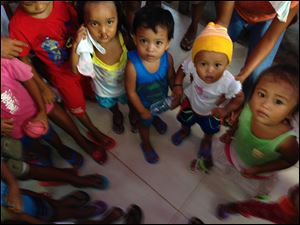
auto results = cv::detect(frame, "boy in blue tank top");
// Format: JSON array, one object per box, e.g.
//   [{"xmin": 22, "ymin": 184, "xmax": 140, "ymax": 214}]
[{"xmin": 125, "ymin": 6, "xmax": 176, "ymax": 164}]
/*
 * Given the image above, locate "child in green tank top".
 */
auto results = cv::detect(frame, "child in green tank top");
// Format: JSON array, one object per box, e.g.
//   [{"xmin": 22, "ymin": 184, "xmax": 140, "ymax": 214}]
[{"xmin": 220, "ymin": 65, "xmax": 299, "ymax": 197}]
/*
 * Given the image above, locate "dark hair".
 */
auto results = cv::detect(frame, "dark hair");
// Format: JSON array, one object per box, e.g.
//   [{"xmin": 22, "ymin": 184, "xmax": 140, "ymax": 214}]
[
  {"xmin": 252, "ymin": 64, "xmax": 299, "ymax": 115},
  {"xmin": 132, "ymin": 6, "xmax": 174, "ymax": 40},
  {"xmin": 77, "ymin": 1, "xmax": 125, "ymax": 32}
]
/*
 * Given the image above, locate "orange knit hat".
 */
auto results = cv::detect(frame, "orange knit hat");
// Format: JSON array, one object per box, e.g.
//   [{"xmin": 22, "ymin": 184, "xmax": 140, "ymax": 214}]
[{"xmin": 191, "ymin": 22, "xmax": 233, "ymax": 63}]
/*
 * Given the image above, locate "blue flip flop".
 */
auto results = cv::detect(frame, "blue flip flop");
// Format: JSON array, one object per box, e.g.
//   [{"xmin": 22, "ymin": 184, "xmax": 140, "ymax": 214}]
[
  {"xmin": 171, "ymin": 129, "xmax": 190, "ymax": 146},
  {"xmin": 140, "ymin": 144, "xmax": 159, "ymax": 164},
  {"xmin": 60, "ymin": 146, "xmax": 84, "ymax": 169}
]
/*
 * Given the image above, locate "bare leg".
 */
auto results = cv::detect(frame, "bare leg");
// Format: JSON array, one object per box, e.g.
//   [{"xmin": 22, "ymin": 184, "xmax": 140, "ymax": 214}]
[
  {"xmin": 109, "ymin": 104, "xmax": 124, "ymax": 134},
  {"xmin": 180, "ymin": 2, "xmax": 206, "ymax": 51}
]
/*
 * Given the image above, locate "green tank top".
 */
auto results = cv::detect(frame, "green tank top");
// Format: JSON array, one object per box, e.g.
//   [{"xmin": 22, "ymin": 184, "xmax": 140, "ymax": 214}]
[{"xmin": 232, "ymin": 104, "xmax": 296, "ymax": 167}]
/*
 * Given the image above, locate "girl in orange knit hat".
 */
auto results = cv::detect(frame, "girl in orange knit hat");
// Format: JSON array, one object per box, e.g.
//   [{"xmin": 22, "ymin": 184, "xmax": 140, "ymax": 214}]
[{"xmin": 172, "ymin": 22, "xmax": 244, "ymax": 173}]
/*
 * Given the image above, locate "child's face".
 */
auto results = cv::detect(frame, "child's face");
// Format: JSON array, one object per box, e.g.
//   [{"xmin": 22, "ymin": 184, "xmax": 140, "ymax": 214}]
[
  {"xmin": 21, "ymin": 1, "xmax": 52, "ymax": 17},
  {"xmin": 134, "ymin": 26, "xmax": 170, "ymax": 63},
  {"xmin": 250, "ymin": 75, "xmax": 298, "ymax": 126},
  {"xmin": 85, "ymin": 2, "xmax": 118, "ymax": 45},
  {"xmin": 193, "ymin": 51, "xmax": 228, "ymax": 84}
]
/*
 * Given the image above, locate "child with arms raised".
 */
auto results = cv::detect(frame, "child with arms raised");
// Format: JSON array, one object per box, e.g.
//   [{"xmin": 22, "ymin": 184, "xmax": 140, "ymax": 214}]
[{"xmin": 125, "ymin": 6, "xmax": 176, "ymax": 164}]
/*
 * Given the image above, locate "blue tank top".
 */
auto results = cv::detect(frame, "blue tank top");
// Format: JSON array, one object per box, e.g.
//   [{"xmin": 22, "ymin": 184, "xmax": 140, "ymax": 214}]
[{"xmin": 128, "ymin": 50, "xmax": 169, "ymax": 108}]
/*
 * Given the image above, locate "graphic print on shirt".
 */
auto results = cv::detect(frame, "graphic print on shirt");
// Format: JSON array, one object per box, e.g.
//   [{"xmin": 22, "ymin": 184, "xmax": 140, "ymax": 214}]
[
  {"xmin": 1, "ymin": 89, "xmax": 19, "ymax": 114},
  {"xmin": 41, "ymin": 37, "xmax": 68, "ymax": 66}
]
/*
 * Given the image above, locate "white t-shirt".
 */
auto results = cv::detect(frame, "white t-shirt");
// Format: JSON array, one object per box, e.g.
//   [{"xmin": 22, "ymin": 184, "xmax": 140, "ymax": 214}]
[{"xmin": 182, "ymin": 59, "xmax": 242, "ymax": 116}]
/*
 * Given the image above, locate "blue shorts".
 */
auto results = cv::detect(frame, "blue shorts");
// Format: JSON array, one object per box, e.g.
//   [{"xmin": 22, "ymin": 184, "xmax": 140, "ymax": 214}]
[
  {"xmin": 96, "ymin": 94, "xmax": 127, "ymax": 108},
  {"xmin": 177, "ymin": 98, "xmax": 220, "ymax": 135}
]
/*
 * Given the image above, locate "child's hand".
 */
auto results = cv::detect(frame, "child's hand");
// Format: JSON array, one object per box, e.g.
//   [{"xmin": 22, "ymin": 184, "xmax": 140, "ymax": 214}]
[
  {"xmin": 7, "ymin": 185, "xmax": 22, "ymax": 213},
  {"xmin": 173, "ymin": 85, "xmax": 183, "ymax": 99},
  {"xmin": 31, "ymin": 111, "xmax": 49, "ymax": 133},
  {"xmin": 141, "ymin": 109, "xmax": 152, "ymax": 120},
  {"xmin": 41, "ymin": 85, "xmax": 56, "ymax": 104},
  {"xmin": 211, "ymin": 107, "xmax": 227, "ymax": 120},
  {"xmin": 1, "ymin": 37, "xmax": 28, "ymax": 59},
  {"xmin": 74, "ymin": 25, "xmax": 87, "ymax": 47},
  {"xmin": 219, "ymin": 130, "xmax": 234, "ymax": 144},
  {"xmin": 1, "ymin": 118, "xmax": 14, "ymax": 136},
  {"xmin": 240, "ymin": 167, "xmax": 260, "ymax": 178}
]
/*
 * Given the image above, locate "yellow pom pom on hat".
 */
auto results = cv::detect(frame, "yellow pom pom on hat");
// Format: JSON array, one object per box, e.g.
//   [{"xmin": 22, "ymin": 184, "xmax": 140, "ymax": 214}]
[{"xmin": 191, "ymin": 22, "xmax": 233, "ymax": 63}]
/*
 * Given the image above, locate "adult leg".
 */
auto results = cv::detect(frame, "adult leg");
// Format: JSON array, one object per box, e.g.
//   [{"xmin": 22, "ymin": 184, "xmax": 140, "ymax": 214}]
[{"xmin": 180, "ymin": 1, "xmax": 206, "ymax": 51}]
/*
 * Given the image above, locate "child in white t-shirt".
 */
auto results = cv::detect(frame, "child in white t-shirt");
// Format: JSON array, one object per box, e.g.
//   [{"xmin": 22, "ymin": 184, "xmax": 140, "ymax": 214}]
[{"xmin": 172, "ymin": 22, "xmax": 244, "ymax": 172}]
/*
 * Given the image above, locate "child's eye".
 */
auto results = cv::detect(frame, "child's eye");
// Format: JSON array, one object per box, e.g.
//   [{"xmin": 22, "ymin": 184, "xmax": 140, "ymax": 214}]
[
  {"xmin": 257, "ymin": 91, "xmax": 265, "ymax": 97},
  {"xmin": 200, "ymin": 62, "xmax": 206, "ymax": 66},
  {"xmin": 140, "ymin": 39, "xmax": 147, "ymax": 44},
  {"xmin": 275, "ymin": 99, "xmax": 284, "ymax": 105},
  {"xmin": 156, "ymin": 41, "xmax": 163, "ymax": 46},
  {"xmin": 107, "ymin": 20, "xmax": 113, "ymax": 25},
  {"xmin": 90, "ymin": 21, "xmax": 98, "ymax": 27},
  {"xmin": 215, "ymin": 63, "xmax": 222, "ymax": 68}
]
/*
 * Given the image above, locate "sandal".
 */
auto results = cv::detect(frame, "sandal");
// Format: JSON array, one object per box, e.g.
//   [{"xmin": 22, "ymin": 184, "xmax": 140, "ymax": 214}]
[
  {"xmin": 112, "ymin": 111, "xmax": 125, "ymax": 134},
  {"xmin": 87, "ymin": 131, "xmax": 116, "ymax": 151},
  {"xmin": 125, "ymin": 204, "xmax": 143, "ymax": 224},
  {"xmin": 59, "ymin": 146, "xmax": 84, "ymax": 169},
  {"xmin": 98, "ymin": 207, "xmax": 125, "ymax": 224},
  {"xmin": 180, "ymin": 26, "xmax": 197, "ymax": 51},
  {"xmin": 171, "ymin": 128, "xmax": 191, "ymax": 146},
  {"xmin": 140, "ymin": 143, "xmax": 159, "ymax": 164},
  {"xmin": 152, "ymin": 116, "xmax": 167, "ymax": 135},
  {"xmin": 88, "ymin": 148, "xmax": 108, "ymax": 165},
  {"xmin": 197, "ymin": 139, "xmax": 213, "ymax": 173},
  {"xmin": 60, "ymin": 190, "xmax": 91, "ymax": 208},
  {"xmin": 188, "ymin": 217, "xmax": 204, "ymax": 224},
  {"xmin": 1, "ymin": 137, "xmax": 22, "ymax": 160}
]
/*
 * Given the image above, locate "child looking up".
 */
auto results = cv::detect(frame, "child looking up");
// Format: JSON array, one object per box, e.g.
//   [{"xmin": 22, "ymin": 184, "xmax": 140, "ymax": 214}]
[
  {"xmin": 172, "ymin": 22, "xmax": 244, "ymax": 172},
  {"xmin": 220, "ymin": 64, "xmax": 299, "ymax": 198},
  {"xmin": 125, "ymin": 6, "xmax": 176, "ymax": 164},
  {"xmin": 71, "ymin": 1, "xmax": 138, "ymax": 134}
]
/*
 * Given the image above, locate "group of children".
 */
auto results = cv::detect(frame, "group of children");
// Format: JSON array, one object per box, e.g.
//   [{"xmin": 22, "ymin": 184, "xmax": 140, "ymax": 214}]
[{"xmin": 1, "ymin": 1, "xmax": 299, "ymax": 224}]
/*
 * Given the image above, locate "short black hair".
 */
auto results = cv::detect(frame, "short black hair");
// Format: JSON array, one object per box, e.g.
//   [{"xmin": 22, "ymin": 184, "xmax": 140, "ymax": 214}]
[
  {"xmin": 252, "ymin": 64, "xmax": 299, "ymax": 115},
  {"xmin": 132, "ymin": 6, "xmax": 174, "ymax": 40}
]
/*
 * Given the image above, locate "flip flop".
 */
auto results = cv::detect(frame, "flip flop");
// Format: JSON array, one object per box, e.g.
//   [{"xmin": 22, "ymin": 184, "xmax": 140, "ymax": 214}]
[
  {"xmin": 197, "ymin": 139, "xmax": 214, "ymax": 173},
  {"xmin": 152, "ymin": 116, "xmax": 167, "ymax": 135},
  {"xmin": 76, "ymin": 174, "xmax": 110, "ymax": 190},
  {"xmin": 125, "ymin": 204, "xmax": 143, "ymax": 224},
  {"xmin": 171, "ymin": 128, "xmax": 190, "ymax": 146},
  {"xmin": 59, "ymin": 146, "xmax": 84, "ymax": 169},
  {"xmin": 91, "ymin": 200, "xmax": 108, "ymax": 215},
  {"xmin": 188, "ymin": 217, "xmax": 204, "ymax": 224},
  {"xmin": 60, "ymin": 190, "xmax": 91, "ymax": 208},
  {"xmin": 140, "ymin": 144, "xmax": 159, "ymax": 164},
  {"xmin": 87, "ymin": 148, "xmax": 108, "ymax": 165},
  {"xmin": 1, "ymin": 137, "xmax": 22, "ymax": 160},
  {"xmin": 87, "ymin": 131, "xmax": 116, "ymax": 151},
  {"xmin": 180, "ymin": 27, "xmax": 197, "ymax": 51},
  {"xmin": 216, "ymin": 204, "xmax": 230, "ymax": 220},
  {"xmin": 99, "ymin": 207, "xmax": 125, "ymax": 224}
]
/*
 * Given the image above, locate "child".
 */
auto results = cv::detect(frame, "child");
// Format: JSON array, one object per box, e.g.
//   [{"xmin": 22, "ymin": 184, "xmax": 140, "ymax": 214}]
[
  {"xmin": 1, "ymin": 57, "xmax": 87, "ymax": 168},
  {"xmin": 172, "ymin": 22, "xmax": 244, "ymax": 172},
  {"xmin": 71, "ymin": 1, "xmax": 138, "ymax": 134},
  {"xmin": 220, "ymin": 65, "xmax": 299, "ymax": 198},
  {"xmin": 216, "ymin": 184, "xmax": 299, "ymax": 224},
  {"xmin": 125, "ymin": 6, "xmax": 175, "ymax": 164},
  {"xmin": 8, "ymin": 1, "xmax": 115, "ymax": 158}
]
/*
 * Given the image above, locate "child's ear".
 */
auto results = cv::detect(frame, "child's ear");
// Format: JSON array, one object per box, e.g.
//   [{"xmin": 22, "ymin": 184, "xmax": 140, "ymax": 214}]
[{"xmin": 165, "ymin": 41, "xmax": 170, "ymax": 50}]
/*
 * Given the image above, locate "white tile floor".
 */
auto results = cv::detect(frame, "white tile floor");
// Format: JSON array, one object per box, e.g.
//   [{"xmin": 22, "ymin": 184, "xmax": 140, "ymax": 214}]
[{"xmin": 19, "ymin": 3, "xmax": 299, "ymax": 224}]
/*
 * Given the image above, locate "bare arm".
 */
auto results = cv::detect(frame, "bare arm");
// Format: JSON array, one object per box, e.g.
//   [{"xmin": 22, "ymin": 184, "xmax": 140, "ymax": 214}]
[
  {"xmin": 212, "ymin": 91, "xmax": 244, "ymax": 119},
  {"xmin": 19, "ymin": 56, "xmax": 56, "ymax": 104},
  {"xmin": 243, "ymin": 136, "xmax": 299, "ymax": 176},
  {"xmin": 22, "ymin": 77, "xmax": 49, "ymax": 130},
  {"xmin": 71, "ymin": 25, "xmax": 87, "ymax": 74},
  {"xmin": 167, "ymin": 53, "xmax": 176, "ymax": 91},
  {"xmin": 125, "ymin": 60, "xmax": 152, "ymax": 120},
  {"xmin": 215, "ymin": 1, "xmax": 235, "ymax": 28},
  {"xmin": 236, "ymin": 5, "xmax": 299, "ymax": 83}
]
